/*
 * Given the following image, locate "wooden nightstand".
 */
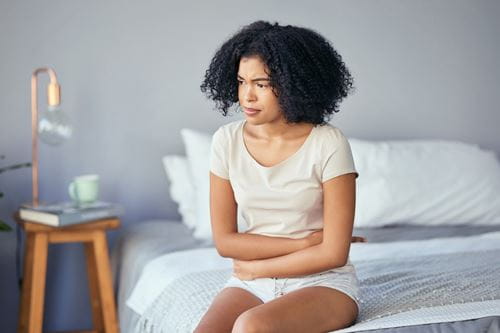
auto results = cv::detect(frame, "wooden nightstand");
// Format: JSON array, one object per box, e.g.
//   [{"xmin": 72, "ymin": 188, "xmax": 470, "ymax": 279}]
[{"xmin": 14, "ymin": 214, "xmax": 120, "ymax": 333}]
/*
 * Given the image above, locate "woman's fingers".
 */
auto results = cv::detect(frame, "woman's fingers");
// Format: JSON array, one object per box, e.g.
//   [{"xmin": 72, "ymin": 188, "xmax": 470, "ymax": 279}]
[{"xmin": 351, "ymin": 236, "xmax": 367, "ymax": 243}]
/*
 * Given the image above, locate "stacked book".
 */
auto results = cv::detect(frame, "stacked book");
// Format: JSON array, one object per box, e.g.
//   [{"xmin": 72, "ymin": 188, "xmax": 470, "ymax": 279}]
[{"xmin": 19, "ymin": 201, "xmax": 124, "ymax": 227}]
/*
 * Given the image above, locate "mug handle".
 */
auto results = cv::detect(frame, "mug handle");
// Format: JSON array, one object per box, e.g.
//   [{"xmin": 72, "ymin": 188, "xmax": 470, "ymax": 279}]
[{"xmin": 68, "ymin": 181, "xmax": 78, "ymax": 201}]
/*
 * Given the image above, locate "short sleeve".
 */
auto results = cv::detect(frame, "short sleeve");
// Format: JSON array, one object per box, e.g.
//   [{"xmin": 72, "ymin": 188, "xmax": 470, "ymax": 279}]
[
  {"xmin": 322, "ymin": 129, "xmax": 359, "ymax": 183},
  {"xmin": 210, "ymin": 127, "xmax": 229, "ymax": 179}
]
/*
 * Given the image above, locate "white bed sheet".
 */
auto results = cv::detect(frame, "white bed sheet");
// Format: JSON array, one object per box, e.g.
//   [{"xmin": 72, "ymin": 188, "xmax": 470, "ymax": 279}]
[{"xmin": 126, "ymin": 231, "xmax": 500, "ymax": 330}]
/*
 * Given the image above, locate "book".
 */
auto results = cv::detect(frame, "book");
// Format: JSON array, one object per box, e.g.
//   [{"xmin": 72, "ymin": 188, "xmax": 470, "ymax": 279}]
[{"xmin": 19, "ymin": 201, "xmax": 124, "ymax": 227}]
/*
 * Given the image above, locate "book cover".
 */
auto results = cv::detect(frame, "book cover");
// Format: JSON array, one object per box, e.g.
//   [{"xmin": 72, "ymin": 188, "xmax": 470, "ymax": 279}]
[{"xmin": 19, "ymin": 201, "xmax": 124, "ymax": 227}]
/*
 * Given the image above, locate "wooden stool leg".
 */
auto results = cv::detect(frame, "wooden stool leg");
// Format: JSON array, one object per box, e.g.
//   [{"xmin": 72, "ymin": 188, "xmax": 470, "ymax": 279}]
[
  {"xmin": 85, "ymin": 241, "xmax": 104, "ymax": 332},
  {"xmin": 18, "ymin": 232, "xmax": 48, "ymax": 333},
  {"xmin": 87, "ymin": 230, "xmax": 119, "ymax": 333},
  {"xmin": 18, "ymin": 233, "xmax": 34, "ymax": 333}
]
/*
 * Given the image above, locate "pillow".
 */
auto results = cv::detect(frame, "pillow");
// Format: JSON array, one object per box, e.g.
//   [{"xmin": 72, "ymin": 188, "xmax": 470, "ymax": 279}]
[
  {"xmin": 180, "ymin": 127, "xmax": 500, "ymax": 235},
  {"xmin": 162, "ymin": 155, "xmax": 197, "ymax": 230},
  {"xmin": 180, "ymin": 129, "xmax": 248, "ymax": 241},
  {"xmin": 350, "ymin": 139, "xmax": 500, "ymax": 227},
  {"xmin": 180, "ymin": 129, "xmax": 213, "ymax": 240}
]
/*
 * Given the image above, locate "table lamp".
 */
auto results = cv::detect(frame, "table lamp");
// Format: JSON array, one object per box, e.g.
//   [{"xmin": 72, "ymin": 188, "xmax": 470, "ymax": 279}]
[{"xmin": 31, "ymin": 67, "xmax": 72, "ymax": 206}]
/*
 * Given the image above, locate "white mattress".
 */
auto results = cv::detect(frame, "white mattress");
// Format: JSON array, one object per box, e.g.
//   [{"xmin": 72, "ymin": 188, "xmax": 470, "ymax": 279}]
[{"xmin": 112, "ymin": 221, "xmax": 500, "ymax": 333}]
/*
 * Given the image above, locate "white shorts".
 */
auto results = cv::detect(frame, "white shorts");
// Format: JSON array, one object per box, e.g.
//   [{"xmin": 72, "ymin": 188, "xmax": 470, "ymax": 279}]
[{"xmin": 222, "ymin": 263, "xmax": 361, "ymax": 311}]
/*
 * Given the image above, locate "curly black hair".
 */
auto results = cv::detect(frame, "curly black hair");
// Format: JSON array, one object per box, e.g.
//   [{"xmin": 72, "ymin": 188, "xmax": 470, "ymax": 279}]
[{"xmin": 200, "ymin": 20, "xmax": 354, "ymax": 125}]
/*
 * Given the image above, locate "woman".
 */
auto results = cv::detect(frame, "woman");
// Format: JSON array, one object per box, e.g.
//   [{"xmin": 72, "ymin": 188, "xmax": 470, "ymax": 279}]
[{"xmin": 196, "ymin": 20, "xmax": 363, "ymax": 333}]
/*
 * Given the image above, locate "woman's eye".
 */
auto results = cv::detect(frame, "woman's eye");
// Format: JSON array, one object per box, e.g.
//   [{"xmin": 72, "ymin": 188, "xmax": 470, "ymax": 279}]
[{"xmin": 237, "ymin": 80, "xmax": 267, "ymax": 88}]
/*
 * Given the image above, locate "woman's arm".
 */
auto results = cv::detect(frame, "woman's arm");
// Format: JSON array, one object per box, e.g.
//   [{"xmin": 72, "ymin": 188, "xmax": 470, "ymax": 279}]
[
  {"xmin": 233, "ymin": 173, "xmax": 357, "ymax": 279},
  {"xmin": 210, "ymin": 172, "xmax": 321, "ymax": 260}
]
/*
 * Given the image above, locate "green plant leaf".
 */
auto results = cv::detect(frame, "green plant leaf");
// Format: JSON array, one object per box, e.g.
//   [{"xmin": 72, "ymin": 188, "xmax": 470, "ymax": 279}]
[
  {"xmin": 0, "ymin": 162, "xmax": 32, "ymax": 174},
  {"xmin": 0, "ymin": 220, "xmax": 13, "ymax": 232}
]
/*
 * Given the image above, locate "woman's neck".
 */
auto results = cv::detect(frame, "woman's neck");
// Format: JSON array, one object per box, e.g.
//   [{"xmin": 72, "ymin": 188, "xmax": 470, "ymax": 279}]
[{"xmin": 246, "ymin": 120, "xmax": 313, "ymax": 141}]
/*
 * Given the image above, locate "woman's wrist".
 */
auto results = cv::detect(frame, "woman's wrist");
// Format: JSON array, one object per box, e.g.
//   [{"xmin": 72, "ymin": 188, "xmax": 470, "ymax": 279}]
[{"xmin": 251, "ymin": 259, "xmax": 262, "ymax": 279}]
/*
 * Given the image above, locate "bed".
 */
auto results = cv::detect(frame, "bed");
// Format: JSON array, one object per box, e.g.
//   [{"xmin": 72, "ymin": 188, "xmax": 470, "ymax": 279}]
[{"xmin": 111, "ymin": 127, "xmax": 500, "ymax": 332}]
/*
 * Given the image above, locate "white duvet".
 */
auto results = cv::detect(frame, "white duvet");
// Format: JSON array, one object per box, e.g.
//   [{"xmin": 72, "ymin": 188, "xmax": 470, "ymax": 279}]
[{"xmin": 127, "ymin": 232, "xmax": 500, "ymax": 332}]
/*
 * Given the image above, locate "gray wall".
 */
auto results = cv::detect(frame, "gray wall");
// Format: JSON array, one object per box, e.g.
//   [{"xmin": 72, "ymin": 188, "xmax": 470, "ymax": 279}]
[{"xmin": 1, "ymin": 0, "xmax": 499, "ymax": 331}]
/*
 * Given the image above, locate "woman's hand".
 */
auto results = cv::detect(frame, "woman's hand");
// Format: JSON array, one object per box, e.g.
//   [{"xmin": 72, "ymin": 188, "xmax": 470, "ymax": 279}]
[
  {"xmin": 233, "ymin": 259, "xmax": 259, "ymax": 280},
  {"xmin": 351, "ymin": 235, "xmax": 367, "ymax": 243}
]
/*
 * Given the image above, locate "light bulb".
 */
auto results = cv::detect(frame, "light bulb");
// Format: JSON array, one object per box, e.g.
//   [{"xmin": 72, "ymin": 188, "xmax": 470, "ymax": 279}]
[{"xmin": 38, "ymin": 105, "xmax": 72, "ymax": 146}]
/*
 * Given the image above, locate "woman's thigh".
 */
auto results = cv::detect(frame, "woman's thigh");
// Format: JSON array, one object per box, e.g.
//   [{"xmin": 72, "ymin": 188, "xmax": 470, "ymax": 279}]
[
  {"xmin": 232, "ymin": 286, "xmax": 358, "ymax": 333},
  {"xmin": 194, "ymin": 287, "xmax": 264, "ymax": 333}
]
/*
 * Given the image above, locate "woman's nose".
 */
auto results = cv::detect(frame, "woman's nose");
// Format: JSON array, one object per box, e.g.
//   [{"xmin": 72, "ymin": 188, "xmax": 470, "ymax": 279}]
[{"xmin": 243, "ymin": 85, "xmax": 256, "ymax": 102}]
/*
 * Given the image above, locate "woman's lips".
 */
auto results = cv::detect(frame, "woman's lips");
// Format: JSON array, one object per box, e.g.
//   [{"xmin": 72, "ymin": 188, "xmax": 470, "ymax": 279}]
[{"xmin": 244, "ymin": 107, "xmax": 260, "ymax": 115}]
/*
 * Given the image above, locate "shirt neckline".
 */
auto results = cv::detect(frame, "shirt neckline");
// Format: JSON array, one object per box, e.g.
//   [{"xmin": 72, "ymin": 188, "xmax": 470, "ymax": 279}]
[{"xmin": 240, "ymin": 120, "xmax": 316, "ymax": 169}]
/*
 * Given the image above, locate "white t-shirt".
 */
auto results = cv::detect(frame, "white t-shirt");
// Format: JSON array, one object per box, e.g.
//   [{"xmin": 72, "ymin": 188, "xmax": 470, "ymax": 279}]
[{"xmin": 210, "ymin": 119, "xmax": 359, "ymax": 239}]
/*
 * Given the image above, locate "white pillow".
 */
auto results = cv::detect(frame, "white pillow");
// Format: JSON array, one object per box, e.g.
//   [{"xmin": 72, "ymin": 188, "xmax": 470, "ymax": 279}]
[
  {"xmin": 162, "ymin": 155, "xmax": 197, "ymax": 230},
  {"xmin": 180, "ymin": 129, "xmax": 248, "ymax": 241},
  {"xmin": 180, "ymin": 129, "xmax": 213, "ymax": 240},
  {"xmin": 179, "ymin": 128, "xmax": 500, "ymax": 234},
  {"xmin": 350, "ymin": 139, "xmax": 500, "ymax": 227}
]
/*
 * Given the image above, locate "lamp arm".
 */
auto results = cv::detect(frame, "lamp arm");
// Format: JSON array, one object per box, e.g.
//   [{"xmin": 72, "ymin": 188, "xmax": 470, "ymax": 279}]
[{"xmin": 30, "ymin": 67, "xmax": 61, "ymax": 206}]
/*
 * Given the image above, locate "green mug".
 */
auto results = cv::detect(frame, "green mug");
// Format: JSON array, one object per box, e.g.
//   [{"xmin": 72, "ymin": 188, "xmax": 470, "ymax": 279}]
[{"xmin": 68, "ymin": 174, "xmax": 99, "ymax": 205}]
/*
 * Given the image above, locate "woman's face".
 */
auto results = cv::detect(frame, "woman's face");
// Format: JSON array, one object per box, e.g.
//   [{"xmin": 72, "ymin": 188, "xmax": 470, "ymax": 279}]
[{"xmin": 237, "ymin": 56, "xmax": 284, "ymax": 125}]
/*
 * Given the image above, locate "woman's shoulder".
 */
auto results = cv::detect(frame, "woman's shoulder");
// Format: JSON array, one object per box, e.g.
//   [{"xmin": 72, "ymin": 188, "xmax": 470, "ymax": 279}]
[
  {"xmin": 213, "ymin": 119, "xmax": 244, "ymax": 142},
  {"xmin": 314, "ymin": 123, "xmax": 349, "ymax": 143},
  {"xmin": 311, "ymin": 123, "xmax": 356, "ymax": 160}
]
